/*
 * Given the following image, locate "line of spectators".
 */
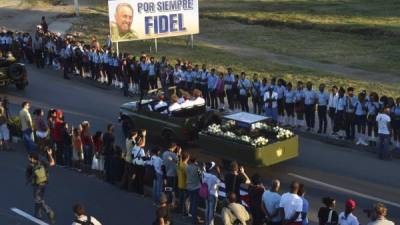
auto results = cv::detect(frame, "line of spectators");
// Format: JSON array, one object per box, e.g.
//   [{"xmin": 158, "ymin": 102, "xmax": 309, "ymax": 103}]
[
  {"xmin": 2, "ymin": 20, "xmax": 400, "ymax": 160},
  {"xmin": 15, "ymin": 99, "xmax": 397, "ymax": 225}
]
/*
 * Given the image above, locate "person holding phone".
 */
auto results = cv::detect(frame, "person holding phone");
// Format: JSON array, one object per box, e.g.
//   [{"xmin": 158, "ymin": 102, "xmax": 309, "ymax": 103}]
[{"xmin": 224, "ymin": 161, "xmax": 250, "ymax": 203}]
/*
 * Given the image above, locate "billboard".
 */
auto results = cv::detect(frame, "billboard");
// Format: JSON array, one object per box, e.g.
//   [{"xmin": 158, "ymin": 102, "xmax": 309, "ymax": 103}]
[{"xmin": 108, "ymin": 0, "xmax": 199, "ymax": 42}]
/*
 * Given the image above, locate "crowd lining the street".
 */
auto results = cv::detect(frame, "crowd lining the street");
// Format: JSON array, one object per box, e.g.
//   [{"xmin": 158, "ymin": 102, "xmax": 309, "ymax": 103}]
[
  {"xmin": 0, "ymin": 18, "xmax": 398, "ymax": 225},
  {"xmin": 16, "ymin": 99, "xmax": 397, "ymax": 225},
  {"xmin": 1, "ymin": 20, "xmax": 400, "ymax": 160}
]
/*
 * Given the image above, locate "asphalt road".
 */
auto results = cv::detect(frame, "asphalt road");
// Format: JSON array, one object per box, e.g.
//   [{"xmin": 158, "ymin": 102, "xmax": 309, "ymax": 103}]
[{"xmin": 0, "ymin": 65, "xmax": 399, "ymax": 225}]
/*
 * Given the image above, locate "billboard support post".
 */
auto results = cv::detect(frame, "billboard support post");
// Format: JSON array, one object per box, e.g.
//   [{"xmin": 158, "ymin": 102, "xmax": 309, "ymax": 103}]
[
  {"xmin": 116, "ymin": 42, "xmax": 119, "ymax": 56},
  {"xmin": 74, "ymin": 0, "xmax": 80, "ymax": 17},
  {"xmin": 190, "ymin": 34, "xmax": 194, "ymax": 49},
  {"xmin": 154, "ymin": 38, "xmax": 158, "ymax": 53}
]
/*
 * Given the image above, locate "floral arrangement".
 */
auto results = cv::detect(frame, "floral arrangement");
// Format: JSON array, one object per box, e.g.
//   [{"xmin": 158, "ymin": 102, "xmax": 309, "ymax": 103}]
[
  {"xmin": 203, "ymin": 121, "xmax": 294, "ymax": 147},
  {"xmin": 207, "ymin": 123, "xmax": 223, "ymax": 135},
  {"xmin": 251, "ymin": 136, "xmax": 269, "ymax": 147},
  {"xmin": 274, "ymin": 126, "xmax": 294, "ymax": 140},
  {"xmin": 251, "ymin": 122, "xmax": 271, "ymax": 131}
]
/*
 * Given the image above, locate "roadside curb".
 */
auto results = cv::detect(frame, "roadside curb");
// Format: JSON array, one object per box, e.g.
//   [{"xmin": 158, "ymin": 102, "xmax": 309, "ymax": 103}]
[
  {"xmin": 295, "ymin": 129, "xmax": 400, "ymax": 159},
  {"xmin": 72, "ymin": 76, "xmax": 113, "ymax": 91}
]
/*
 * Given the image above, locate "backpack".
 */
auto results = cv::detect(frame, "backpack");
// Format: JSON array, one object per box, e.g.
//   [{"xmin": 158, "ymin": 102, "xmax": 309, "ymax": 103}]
[
  {"xmin": 145, "ymin": 156, "xmax": 157, "ymax": 181},
  {"xmin": 74, "ymin": 216, "xmax": 94, "ymax": 225},
  {"xmin": 32, "ymin": 163, "xmax": 48, "ymax": 185},
  {"xmin": 198, "ymin": 173, "xmax": 209, "ymax": 199}
]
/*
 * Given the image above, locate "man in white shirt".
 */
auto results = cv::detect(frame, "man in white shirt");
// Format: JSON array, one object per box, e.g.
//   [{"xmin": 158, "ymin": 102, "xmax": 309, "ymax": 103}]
[
  {"xmin": 72, "ymin": 204, "xmax": 102, "ymax": 225},
  {"xmin": 192, "ymin": 89, "xmax": 206, "ymax": 106},
  {"xmin": 262, "ymin": 179, "xmax": 282, "ymax": 225},
  {"xmin": 154, "ymin": 95, "xmax": 168, "ymax": 113},
  {"xmin": 169, "ymin": 95, "xmax": 182, "ymax": 113},
  {"xmin": 376, "ymin": 108, "xmax": 392, "ymax": 160},
  {"xmin": 279, "ymin": 181, "xmax": 303, "ymax": 225},
  {"xmin": 180, "ymin": 93, "xmax": 194, "ymax": 109},
  {"xmin": 338, "ymin": 199, "xmax": 359, "ymax": 225}
]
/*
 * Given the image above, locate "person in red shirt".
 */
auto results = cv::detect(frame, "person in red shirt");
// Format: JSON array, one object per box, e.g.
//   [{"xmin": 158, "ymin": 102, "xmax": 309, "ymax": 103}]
[
  {"xmin": 53, "ymin": 110, "xmax": 64, "ymax": 165},
  {"xmin": 81, "ymin": 121, "xmax": 94, "ymax": 173},
  {"xmin": 92, "ymin": 131, "xmax": 103, "ymax": 175}
]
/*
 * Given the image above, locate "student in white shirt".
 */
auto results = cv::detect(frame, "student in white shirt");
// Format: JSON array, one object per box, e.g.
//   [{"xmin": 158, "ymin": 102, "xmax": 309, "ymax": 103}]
[
  {"xmin": 238, "ymin": 72, "xmax": 251, "ymax": 112},
  {"xmin": 264, "ymin": 87, "xmax": 278, "ymax": 121},
  {"xmin": 279, "ymin": 181, "xmax": 303, "ymax": 225},
  {"xmin": 354, "ymin": 92, "xmax": 368, "ymax": 146},
  {"xmin": 295, "ymin": 81, "xmax": 306, "ymax": 128},
  {"xmin": 131, "ymin": 130, "xmax": 147, "ymax": 195},
  {"xmin": 333, "ymin": 87, "xmax": 346, "ymax": 138},
  {"xmin": 376, "ymin": 107, "xmax": 392, "ymax": 160},
  {"xmin": 224, "ymin": 68, "xmax": 235, "ymax": 110},
  {"xmin": 284, "ymin": 82, "xmax": 296, "ymax": 127},
  {"xmin": 328, "ymin": 86, "xmax": 339, "ymax": 133},
  {"xmin": 317, "ymin": 84, "xmax": 329, "ymax": 134},
  {"xmin": 338, "ymin": 199, "xmax": 359, "ymax": 225},
  {"xmin": 203, "ymin": 162, "xmax": 221, "ymax": 225},
  {"xmin": 145, "ymin": 147, "xmax": 164, "ymax": 203},
  {"xmin": 304, "ymin": 82, "xmax": 317, "ymax": 132},
  {"xmin": 367, "ymin": 92, "xmax": 380, "ymax": 146},
  {"xmin": 276, "ymin": 79, "xmax": 287, "ymax": 124}
]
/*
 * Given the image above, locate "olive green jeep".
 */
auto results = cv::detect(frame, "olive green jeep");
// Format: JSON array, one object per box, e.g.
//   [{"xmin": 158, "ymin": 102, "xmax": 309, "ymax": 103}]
[{"xmin": 0, "ymin": 54, "xmax": 28, "ymax": 90}]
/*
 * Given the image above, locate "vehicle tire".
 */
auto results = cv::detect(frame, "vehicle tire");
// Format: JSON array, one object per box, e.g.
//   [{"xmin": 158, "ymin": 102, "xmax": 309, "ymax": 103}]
[
  {"xmin": 15, "ymin": 83, "xmax": 26, "ymax": 90},
  {"xmin": 8, "ymin": 63, "xmax": 26, "ymax": 81}
]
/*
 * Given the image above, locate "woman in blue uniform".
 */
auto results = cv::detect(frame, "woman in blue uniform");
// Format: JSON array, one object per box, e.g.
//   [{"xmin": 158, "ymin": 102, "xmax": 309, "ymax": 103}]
[
  {"xmin": 392, "ymin": 97, "xmax": 400, "ymax": 149},
  {"xmin": 366, "ymin": 92, "xmax": 380, "ymax": 146}
]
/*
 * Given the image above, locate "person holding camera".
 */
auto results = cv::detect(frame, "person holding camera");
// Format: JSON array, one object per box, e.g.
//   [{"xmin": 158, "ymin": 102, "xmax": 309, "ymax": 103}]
[
  {"xmin": 366, "ymin": 203, "xmax": 394, "ymax": 225},
  {"xmin": 224, "ymin": 161, "xmax": 251, "ymax": 203},
  {"xmin": 120, "ymin": 131, "xmax": 138, "ymax": 191},
  {"xmin": 162, "ymin": 142, "xmax": 181, "ymax": 205},
  {"xmin": 131, "ymin": 129, "xmax": 147, "ymax": 195}
]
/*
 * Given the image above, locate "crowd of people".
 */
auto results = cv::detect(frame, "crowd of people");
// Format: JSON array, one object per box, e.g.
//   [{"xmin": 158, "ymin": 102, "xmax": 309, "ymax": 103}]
[
  {"xmin": 2, "ymin": 18, "xmax": 400, "ymax": 160},
  {"xmin": 1, "ymin": 17, "xmax": 397, "ymax": 224},
  {"xmin": 16, "ymin": 98, "xmax": 396, "ymax": 225}
]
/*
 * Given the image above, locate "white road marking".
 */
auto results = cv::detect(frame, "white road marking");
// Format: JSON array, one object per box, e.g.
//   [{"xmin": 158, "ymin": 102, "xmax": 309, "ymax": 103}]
[
  {"xmin": 288, "ymin": 173, "xmax": 400, "ymax": 208},
  {"xmin": 10, "ymin": 208, "xmax": 49, "ymax": 225}
]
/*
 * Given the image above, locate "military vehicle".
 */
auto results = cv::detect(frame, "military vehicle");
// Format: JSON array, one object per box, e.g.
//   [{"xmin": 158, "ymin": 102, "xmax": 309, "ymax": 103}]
[
  {"xmin": 0, "ymin": 54, "xmax": 28, "ymax": 90},
  {"xmin": 120, "ymin": 95, "xmax": 299, "ymax": 167},
  {"xmin": 119, "ymin": 98, "xmax": 220, "ymax": 143}
]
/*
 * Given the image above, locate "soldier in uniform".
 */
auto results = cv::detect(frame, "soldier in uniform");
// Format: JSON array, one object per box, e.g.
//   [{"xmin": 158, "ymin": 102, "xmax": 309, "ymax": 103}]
[{"xmin": 110, "ymin": 3, "xmax": 137, "ymax": 41}]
